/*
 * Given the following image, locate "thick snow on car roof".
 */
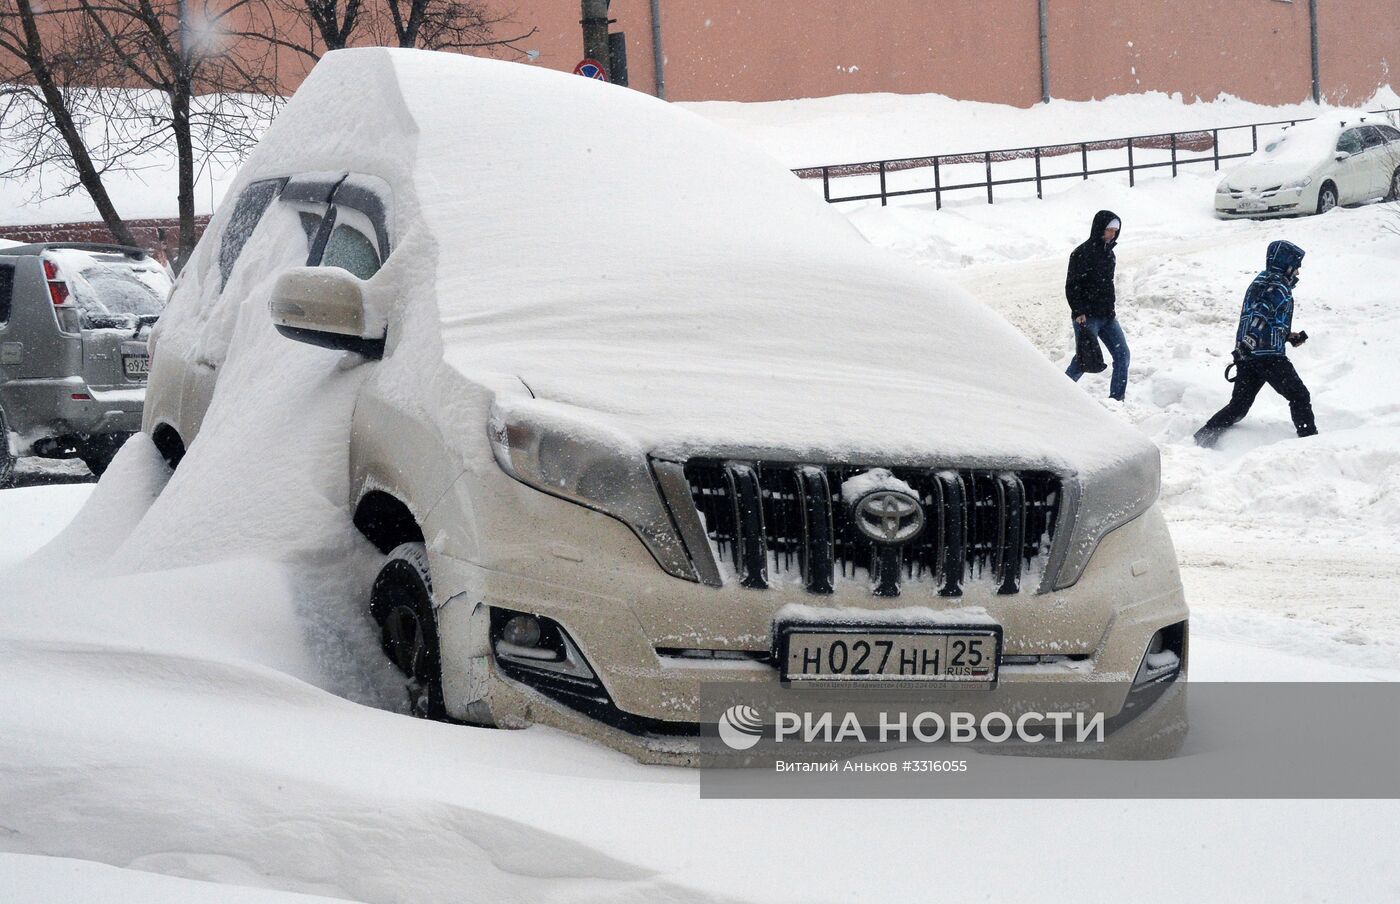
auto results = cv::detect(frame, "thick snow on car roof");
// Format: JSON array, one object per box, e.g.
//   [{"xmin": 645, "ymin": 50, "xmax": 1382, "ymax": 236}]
[{"xmin": 224, "ymin": 48, "xmax": 1150, "ymax": 472}]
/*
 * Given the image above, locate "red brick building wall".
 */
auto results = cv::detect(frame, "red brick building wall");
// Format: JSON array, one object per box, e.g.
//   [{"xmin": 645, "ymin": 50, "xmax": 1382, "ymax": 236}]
[{"xmin": 0, "ymin": 218, "xmax": 208, "ymax": 262}]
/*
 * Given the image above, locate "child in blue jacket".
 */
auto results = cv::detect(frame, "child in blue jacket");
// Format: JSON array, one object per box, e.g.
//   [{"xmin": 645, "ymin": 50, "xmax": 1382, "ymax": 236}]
[{"xmin": 1194, "ymin": 240, "xmax": 1317, "ymax": 448}]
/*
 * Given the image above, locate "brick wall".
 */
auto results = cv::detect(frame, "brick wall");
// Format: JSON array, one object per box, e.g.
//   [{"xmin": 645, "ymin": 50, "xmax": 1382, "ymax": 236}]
[{"xmin": 0, "ymin": 217, "xmax": 209, "ymax": 263}]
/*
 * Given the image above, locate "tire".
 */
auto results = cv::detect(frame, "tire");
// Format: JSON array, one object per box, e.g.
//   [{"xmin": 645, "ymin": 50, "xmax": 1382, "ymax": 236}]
[
  {"xmin": 1388, "ymin": 168, "xmax": 1400, "ymax": 202},
  {"xmin": 0, "ymin": 407, "xmax": 14, "ymax": 489},
  {"xmin": 1317, "ymin": 182, "xmax": 1338, "ymax": 214},
  {"xmin": 77, "ymin": 433, "xmax": 129, "ymax": 478},
  {"xmin": 370, "ymin": 541, "xmax": 447, "ymax": 720}
]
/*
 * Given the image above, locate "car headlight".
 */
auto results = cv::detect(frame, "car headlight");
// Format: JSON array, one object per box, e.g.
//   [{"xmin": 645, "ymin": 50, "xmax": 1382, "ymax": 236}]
[
  {"xmin": 1051, "ymin": 446, "xmax": 1161, "ymax": 590},
  {"xmin": 1282, "ymin": 176, "xmax": 1313, "ymax": 191},
  {"xmin": 488, "ymin": 402, "xmax": 699, "ymax": 582}
]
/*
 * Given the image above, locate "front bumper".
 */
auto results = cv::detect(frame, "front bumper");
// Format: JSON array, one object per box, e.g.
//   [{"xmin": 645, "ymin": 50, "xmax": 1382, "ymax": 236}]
[
  {"xmin": 1214, "ymin": 188, "xmax": 1308, "ymax": 219},
  {"xmin": 431, "ymin": 501, "xmax": 1188, "ymax": 764},
  {"xmin": 0, "ymin": 378, "xmax": 145, "ymax": 453}
]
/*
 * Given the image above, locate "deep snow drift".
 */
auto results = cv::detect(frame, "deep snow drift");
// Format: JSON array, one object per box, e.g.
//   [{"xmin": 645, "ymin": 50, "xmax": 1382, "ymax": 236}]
[{"xmin": 4, "ymin": 71, "xmax": 1400, "ymax": 903}]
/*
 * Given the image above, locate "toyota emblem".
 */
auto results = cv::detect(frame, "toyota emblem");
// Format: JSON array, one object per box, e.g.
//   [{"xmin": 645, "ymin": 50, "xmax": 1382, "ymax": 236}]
[{"xmin": 853, "ymin": 490, "xmax": 925, "ymax": 544}]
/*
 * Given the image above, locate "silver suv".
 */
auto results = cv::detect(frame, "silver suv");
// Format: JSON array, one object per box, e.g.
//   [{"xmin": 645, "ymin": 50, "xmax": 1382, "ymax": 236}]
[{"xmin": 0, "ymin": 243, "xmax": 170, "ymax": 485}]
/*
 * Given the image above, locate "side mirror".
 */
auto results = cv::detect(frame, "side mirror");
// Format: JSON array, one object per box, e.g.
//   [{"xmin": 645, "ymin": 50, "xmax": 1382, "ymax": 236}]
[
  {"xmin": 1335, "ymin": 151, "xmax": 1352, "ymax": 161},
  {"xmin": 269, "ymin": 266, "xmax": 384, "ymax": 359}
]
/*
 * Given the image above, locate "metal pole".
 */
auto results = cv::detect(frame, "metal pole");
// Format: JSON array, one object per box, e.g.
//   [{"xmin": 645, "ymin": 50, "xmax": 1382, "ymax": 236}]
[
  {"xmin": 649, "ymin": 0, "xmax": 666, "ymax": 99},
  {"xmin": 1038, "ymin": 0, "xmax": 1050, "ymax": 104},
  {"xmin": 1308, "ymin": 0, "xmax": 1321, "ymax": 103},
  {"xmin": 581, "ymin": 0, "xmax": 611, "ymax": 75}
]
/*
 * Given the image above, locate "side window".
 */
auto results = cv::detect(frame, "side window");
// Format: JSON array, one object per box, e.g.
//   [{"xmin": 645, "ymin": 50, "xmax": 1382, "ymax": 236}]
[
  {"xmin": 1359, "ymin": 126, "xmax": 1385, "ymax": 149},
  {"xmin": 1380, "ymin": 125, "xmax": 1400, "ymax": 143},
  {"xmin": 1337, "ymin": 130, "xmax": 1364, "ymax": 155},
  {"xmin": 0, "ymin": 263, "xmax": 13, "ymax": 324},
  {"xmin": 218, "ymin": 178, "xmax": 285, "ymax": 290},
  {"xmin": 320, "ymin": 223, "xmax": 380, "ymax": 280}
]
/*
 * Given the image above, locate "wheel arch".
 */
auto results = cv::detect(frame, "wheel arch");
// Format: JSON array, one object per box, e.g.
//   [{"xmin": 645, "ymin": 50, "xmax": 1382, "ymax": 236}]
[
  {"xmin": 353, "ymin": 487, "xmax": 425, "ymax": 554},
  {"xmin": 150, "ymin": 420, "xmax": 187, "ymax": 470}
]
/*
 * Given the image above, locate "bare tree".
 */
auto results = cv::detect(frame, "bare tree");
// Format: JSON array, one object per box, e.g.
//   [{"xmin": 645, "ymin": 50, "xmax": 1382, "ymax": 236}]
[
  {"xmin": 72, "ymin": 0, "xmax": 283, "ymax": 267},
  {"xmin": 0, "ymin": 0, "xmax": 282, "ymax": 268},
  {"xmin": 0, "ymin": 0, "xmax": 137, "ymax": 245},
  {"xmin": 263, "ymin": 0, "xmax": 536, "ymax": 60}
]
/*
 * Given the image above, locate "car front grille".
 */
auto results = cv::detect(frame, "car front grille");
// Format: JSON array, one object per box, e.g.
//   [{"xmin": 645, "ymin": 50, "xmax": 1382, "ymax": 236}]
[{"xmin": 680, "ymin": 460, "xmax": 1062, "ymax": 597}]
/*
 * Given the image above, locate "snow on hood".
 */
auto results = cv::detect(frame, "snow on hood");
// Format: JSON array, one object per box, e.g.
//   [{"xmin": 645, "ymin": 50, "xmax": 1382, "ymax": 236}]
[{"xmin": 221, "ymin": 48, "xmax": 1154, "ymax": 475}]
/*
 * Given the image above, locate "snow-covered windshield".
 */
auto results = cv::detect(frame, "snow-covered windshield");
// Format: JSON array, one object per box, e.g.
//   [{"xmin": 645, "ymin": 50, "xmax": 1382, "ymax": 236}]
[
  {"xmin": 45, "ymin": 249, "xmax": 172, "ymax": 328},
  {"xmin": 1257, "ymin": 120, "xmax": 1345, "ymax": 168}
]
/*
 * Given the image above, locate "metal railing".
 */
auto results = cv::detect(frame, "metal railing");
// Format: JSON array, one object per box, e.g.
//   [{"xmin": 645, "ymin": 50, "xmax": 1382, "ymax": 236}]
[{"xmin": 794, "ymin": 108, "xmax": 1400, "ymax": 207}]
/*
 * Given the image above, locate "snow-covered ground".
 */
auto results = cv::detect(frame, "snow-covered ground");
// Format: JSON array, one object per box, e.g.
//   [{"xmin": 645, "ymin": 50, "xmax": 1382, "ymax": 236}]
[
  {"xmin": 4, "ymin": 84, "xmax": 1400, "ymax": 902},
  {"xmin": 841, "ymin": 168, "xmax": 1400, "ymax": 672}
]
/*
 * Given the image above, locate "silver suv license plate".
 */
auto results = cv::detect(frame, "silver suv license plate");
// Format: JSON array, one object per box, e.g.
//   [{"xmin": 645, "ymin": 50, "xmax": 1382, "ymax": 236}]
[
  {"xmin": 123, "ymin": 354, "xmax": 150, "ymax": 377},
  {"xmin": 780, "ymin": 625, "xmax": 1001, "ymax": 688}
]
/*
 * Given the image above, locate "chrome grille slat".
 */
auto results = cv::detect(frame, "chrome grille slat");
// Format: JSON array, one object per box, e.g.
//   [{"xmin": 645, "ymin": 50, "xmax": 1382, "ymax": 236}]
[
  {"xmin": 935, "ymin": 469, "xmax": 966, "ymax": 597},
  {"xmin": 724, "ymin": 463, "xmax": 769, "ymax": 589},
  {"xmin": 681, "ymin": 460, "xmax": 1061, "ymax": 597},
  {"xmin": 796, "ymin": 466, "xmax": 835, "ymax": 594},
  {"xmin": 996, "ymin": 472, "xmax": 1026, "ymax": 595}
]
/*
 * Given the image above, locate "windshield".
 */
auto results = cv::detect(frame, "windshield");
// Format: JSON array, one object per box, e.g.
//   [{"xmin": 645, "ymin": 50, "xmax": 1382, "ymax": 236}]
[{"xmin": 1258, "ymin": 121, "xmax": 1344, "ymax": 168}]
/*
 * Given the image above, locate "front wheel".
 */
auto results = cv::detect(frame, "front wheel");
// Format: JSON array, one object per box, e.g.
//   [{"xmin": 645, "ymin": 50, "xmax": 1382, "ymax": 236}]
[
  {"xmin": 370, "ymin": 541, "xmax": 447, "ymax": 720},
  {"xmin": 1316, "ymin": 182, "xmax": 1338, "ymax": 214},
  {"xmin": 1387, "ymin": 168, "xmax": 1400, "ymax": 202}
]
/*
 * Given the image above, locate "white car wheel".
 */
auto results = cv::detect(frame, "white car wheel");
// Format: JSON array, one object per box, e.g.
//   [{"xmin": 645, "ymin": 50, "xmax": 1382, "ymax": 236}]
[
  {"xmin": 1388, "ymin": 168, "xmax": 1400, "ymax": 202},
  {"xmin": 1317, "ymin": 183, "xmax": 1338, "ymax": 214}
]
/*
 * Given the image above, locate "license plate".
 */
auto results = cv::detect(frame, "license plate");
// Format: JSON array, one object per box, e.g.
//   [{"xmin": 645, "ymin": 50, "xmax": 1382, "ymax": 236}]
[
  {"xmin": 780, "ymin": 625, "xmax": 1001, "ymax": 688},
  {"xmin": 123, "ymin": 354, "xmax": 150, "ymax": 377},
  {"xmin": 1237, "ymin": 199, "xmax": 1266, "ymax": 212}
]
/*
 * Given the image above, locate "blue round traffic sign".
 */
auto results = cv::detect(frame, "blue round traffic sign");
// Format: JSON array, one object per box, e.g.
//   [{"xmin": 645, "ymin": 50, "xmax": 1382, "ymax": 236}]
[{"xmin": 573, "ymin": 59, "xmax": 609, "ymax": 81}]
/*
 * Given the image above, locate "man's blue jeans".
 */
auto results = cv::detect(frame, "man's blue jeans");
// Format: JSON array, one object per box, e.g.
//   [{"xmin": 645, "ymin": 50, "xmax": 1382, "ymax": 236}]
[{"xmin": 1065, "ymin": 315, "xmax": 1131, "ymax": 401}]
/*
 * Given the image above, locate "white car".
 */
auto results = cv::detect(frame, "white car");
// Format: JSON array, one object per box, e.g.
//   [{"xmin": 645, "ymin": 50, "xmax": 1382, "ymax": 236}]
[
  {"xmin": 1215, "ymin": 116, "xmax": 1400, "ymax": 218},
  {"xmin": 142, "ymin": 48, "xmax": 1187, "ymax": 763}
]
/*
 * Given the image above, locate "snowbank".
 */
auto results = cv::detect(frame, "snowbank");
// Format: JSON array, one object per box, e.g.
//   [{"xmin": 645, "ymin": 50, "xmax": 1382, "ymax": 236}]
[{"xmin": 684, "ymin": 86, "xmax": 1400, "ymax": 168}]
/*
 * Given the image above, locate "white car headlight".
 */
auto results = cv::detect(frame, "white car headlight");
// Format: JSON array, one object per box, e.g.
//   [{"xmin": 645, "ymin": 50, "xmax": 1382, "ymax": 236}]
[
  {"xmin": 488, "ymin": 402, "xmax": 699, "ymax": 582},
  {"xmin": 1283, "ymin": 176, "xmax": 1313, "ymax": 191},
  {"xmin": 1051, "ymin": 446, "xmax": 1161, "ymax": 590}
]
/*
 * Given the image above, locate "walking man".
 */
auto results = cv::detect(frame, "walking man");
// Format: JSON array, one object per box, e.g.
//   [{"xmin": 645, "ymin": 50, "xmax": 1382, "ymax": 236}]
[
  {"xmin": 1194, "ymin": 240, "xmax": 1317, "ymax": 448},
  {"xmin": 1065, "ymin": 209, "xmax": 1130, "ymax": 401}
]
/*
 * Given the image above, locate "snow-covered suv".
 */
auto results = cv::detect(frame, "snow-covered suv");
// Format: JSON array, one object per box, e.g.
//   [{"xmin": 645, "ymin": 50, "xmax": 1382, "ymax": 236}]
[
  {"xmin": 0, "ymin": 242, "xmax": 169, "ymax": 484},
  {"xmin": 142, "ymin": 48, "xmax": 1187, "ymax": 762}
]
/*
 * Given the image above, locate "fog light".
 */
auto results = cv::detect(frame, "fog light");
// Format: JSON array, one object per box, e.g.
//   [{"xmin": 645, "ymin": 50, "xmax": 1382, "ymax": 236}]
[
  {"xmin": 502, "ymin": 614, "xmax": 542, "ymax": 648},
  {"xmin": 1133, "ymin": 622, "xmax": 1186, "ymax": 688},
  {"xmin": 492, "ymin": 608, "xmax": 596, "ymax": 680}
]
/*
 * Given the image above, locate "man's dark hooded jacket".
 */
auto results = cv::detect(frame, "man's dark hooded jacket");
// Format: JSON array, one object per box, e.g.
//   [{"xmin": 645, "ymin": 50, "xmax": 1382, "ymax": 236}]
[{"xmin": 1065, "ymin": 210, "xmax": 1120, "ymax": 320}]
